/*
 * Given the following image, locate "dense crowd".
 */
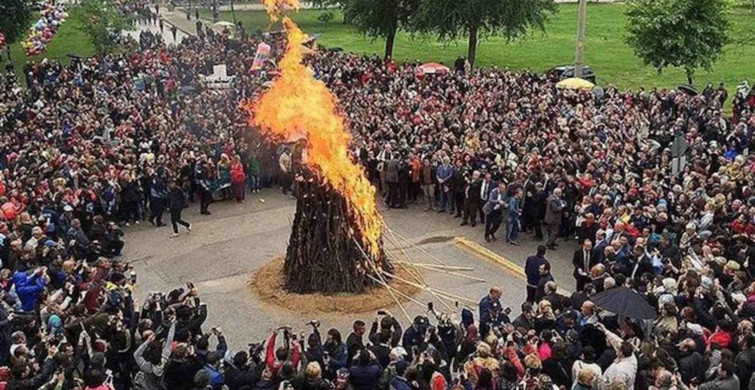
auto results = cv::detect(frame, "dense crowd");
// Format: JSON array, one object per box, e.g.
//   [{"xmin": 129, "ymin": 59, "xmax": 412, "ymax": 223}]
[{"xmin": 0, "ymin": 2, "xmax": 755, "ymax": 389}]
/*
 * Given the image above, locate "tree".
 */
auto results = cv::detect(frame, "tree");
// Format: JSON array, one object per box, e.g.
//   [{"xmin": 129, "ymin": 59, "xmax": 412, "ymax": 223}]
[
  {"xmin": 412, "ymin": 0, "xmax": 556, "ymax": 68},
  {"xmin": 625, "ymin": 0, "xmax": 730, "ymax": 85},
  {"xmin": 0, "ymin": 0, "xmax": 32, "ymax": 60},
  {"xmin": 76, "ymin": 0, "xmax": 131, "ymax": 55},
  {"xmin": 343, "ymin": 0, "xmax": 420, "ymax": 59}
]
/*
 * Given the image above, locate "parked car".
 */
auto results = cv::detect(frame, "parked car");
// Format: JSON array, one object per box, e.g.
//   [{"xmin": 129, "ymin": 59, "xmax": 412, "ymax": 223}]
[{"xmin": 548, "ymin": 65, "xmax": 596, "ymax": 84}]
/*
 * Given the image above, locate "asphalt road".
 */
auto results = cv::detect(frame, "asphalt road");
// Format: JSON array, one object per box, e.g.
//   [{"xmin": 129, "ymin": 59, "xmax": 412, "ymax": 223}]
[{"xmin": 123, "ymin": 189, "xmax": 579, "ymax": 351}]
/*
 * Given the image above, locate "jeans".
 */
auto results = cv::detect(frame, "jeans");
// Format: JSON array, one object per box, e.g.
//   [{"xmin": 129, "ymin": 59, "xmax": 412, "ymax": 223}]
[
  {"xmin": 441, "ymin": 188, "xmax": 454, "ymax": 213},
  {"xmin": 506, "ymin": 217, "xmax": 520, "ymax": 242},
  {"xmin": 248, "ymin": 174, "xmax": 260, "ymax": 191}
]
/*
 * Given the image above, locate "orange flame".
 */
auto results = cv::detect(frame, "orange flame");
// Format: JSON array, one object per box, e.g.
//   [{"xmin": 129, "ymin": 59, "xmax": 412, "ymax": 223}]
[
  {"xmin": 262, "ymin": 0, "xmax": 300, "ymax": 21},
  {"xmin": 242, "ymin": 9, "xmax": 383, "ymax": 258}
]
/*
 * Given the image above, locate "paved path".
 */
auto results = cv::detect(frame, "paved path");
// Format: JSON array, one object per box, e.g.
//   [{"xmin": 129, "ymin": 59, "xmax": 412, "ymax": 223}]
[
  {"xmin": 159, "ymin": 7, "xmax": 227, "ymax": 36},
  {"xmin": 125, "ymin": 18, "xmax": 190, "ymax": 45},
  {"xmin": 126, "ymin": 189, "xmax": 578, "ymax": 351}
]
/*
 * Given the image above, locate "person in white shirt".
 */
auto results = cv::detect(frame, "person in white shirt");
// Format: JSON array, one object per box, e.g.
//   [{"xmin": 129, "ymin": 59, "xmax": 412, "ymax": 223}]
[{"xmin": 571, "ymin": 346, "xmax": 602, "ymax": 389}]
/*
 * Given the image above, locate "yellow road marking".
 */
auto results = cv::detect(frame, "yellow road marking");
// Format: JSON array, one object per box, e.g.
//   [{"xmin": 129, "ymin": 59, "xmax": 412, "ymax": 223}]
[
  {"xmin": 453, "ymin": 237, "xmax": 571, "ymax": 295},
  {"xmin": 454, "ymin": 237, "xmax": 526, "ymax": 278}
]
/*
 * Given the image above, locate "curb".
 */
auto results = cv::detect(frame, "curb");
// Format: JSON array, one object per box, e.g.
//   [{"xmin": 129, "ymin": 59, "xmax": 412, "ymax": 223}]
[{"xmin": 453, "ymin": 237, "xmax": 527, "ymax": 278}]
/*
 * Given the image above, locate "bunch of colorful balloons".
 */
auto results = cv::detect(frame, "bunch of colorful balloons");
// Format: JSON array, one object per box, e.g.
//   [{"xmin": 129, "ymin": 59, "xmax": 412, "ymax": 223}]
[{"xmin": 22, "ymin": 0, "xmax": 68, "ymax": 56}]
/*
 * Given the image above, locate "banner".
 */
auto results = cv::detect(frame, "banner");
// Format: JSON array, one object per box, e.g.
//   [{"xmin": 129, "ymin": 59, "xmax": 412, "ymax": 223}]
[{"xmin": 251, "ymin": 42, "xmax": 271, "ymax": 71}]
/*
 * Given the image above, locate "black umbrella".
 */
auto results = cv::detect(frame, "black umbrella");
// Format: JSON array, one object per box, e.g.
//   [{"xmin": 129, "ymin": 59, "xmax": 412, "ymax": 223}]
[
  {"xmin": 591, "ymin": 287, "xmax": 656, "ymax": 320},
  {"xmin": 678, "ymin": 85, "xmax": 698, "ymax": 96}
]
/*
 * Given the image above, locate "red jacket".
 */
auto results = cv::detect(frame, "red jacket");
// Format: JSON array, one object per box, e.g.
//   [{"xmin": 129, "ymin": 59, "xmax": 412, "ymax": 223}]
[
  {"xmin": 230, "ymin": 162, "xmax": 246, "ymax": 184},
  {"xmin": 706, "ymin": 330, "xmax": 732, "ymax": 349},
  {"xmin": 265, "ymin": 332, "xmax": 301, "ymax": 377}
]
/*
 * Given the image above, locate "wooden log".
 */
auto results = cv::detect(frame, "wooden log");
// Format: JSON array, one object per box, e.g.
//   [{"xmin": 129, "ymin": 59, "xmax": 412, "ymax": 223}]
[{"xmin": 283, "ymin": 172, "xmax": 389, "ymax": 294}]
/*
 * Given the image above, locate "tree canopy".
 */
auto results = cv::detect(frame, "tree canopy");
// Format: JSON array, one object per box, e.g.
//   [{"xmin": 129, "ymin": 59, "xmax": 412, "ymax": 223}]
[
  {"xmin": 0, "ymin": 0, "xmax": 32, "ymax": 52},
  {"xmin": 625, "ymin": 0, "xmax": 730, "ymax": 85},
  {"xmin": 344, "ymin": 0, "xmax": 420, "ymax": 59},
  {"xmin": 77, "ymin": 0, "xmax": 131, "ymax": 55},
  {"xmin": 412, "ymin": 0, "xmax": 556, "ymax": 68}
]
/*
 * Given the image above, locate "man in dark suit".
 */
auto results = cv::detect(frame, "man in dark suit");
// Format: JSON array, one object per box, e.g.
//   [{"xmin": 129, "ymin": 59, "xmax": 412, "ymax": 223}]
[
  {"xmin": 524, "ymin": 245, "xmax": 549, "ymax": 302},
  {"xmin": 385, "ymin": 153, "xmax": 400, "ymax": 208},
  {"xmin": 461, "ymin": 170, "xmax": 482, "ymax": 227},
  {"xmin": 627, "ymin": 245, "xmax": 654, "ymax": 284},
  {"xmin": 346, "ymin": 320, "xmax": 366, "ymax": 363},
  {"xmin": 572, "ymin": 239, "xmax": 597, "ymax": 292},
  {"xmin": 477, "ymin": 172, "xmax": 493, "ymax": 224},
  {"xmin": 483, "ymin": 181, "xmax": 507, "ymax": 242},
  {"xmin": 577, "ymin": 213, "xmax": 599, "ymax": 244},
  {"xmin": 544, "ymin": 188, "xmax": 566, "ymax": 249}
]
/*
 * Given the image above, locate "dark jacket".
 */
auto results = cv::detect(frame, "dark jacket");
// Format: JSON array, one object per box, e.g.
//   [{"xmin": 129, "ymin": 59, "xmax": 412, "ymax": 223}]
[
  {"xmin": 350, "ymin": 363, "xmax": 382, "ymax": 390},
  {"xmin": 572, "ymin": 248, "xmax": 598, "ymax": 279},
  {"xmin": 466, "ymin": 179, "xmax": 483, "ymax": 203},
  {"xmin": 524, "ymin": 255, "xmax": 548, "ymax": 287},
  {"xmin": 291, "ymin": 375, "xmax": 331, "ymax": 390},
  {"xmin": 678, "ymin": 350, "xmax": 705, "ymax": 384},
  {"xmin": 7, "ymin": 358, "xmax": 56, "ymax": 390},
  {"xmin": 169, "ymin": 187, "xmax": 188, "ymax": 211},
  {"xmin": 164, "ymin": 357, "xmax": 204, "ymax": 390},
  {"xmin": 542, "ymin": 358, "xmax": 571, "ymax": 388},
  {"xmin": 121, "ymin": 179, "xmax": 141, "ymax": 202},
  {"xmin": 544, "ymin": 194, "xmax": 565, "ymax": 225},
  {"xmin": 389, "ymin": 376, "xmax": 412, "ymax": 390},
  {"xmin": 347, "ymin": 333, "xmax": 365, "ymax": 363},
  {"xmin": 225, "ymin": 364, "xmax": 258, "ymax": 390},
  {"xmin": 385, "ymin": 159, "xmax": 399, "ymax": 183},
  {"xmin": 369, "ymin": 344, "xmax": 391, "ymax": 369}
]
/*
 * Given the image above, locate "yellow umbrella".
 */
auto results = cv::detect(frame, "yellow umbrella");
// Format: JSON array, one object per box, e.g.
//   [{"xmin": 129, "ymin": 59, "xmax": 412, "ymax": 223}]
[{"xmin": 556, "ymin": 77, "xmax": 595, "ymax": 90}]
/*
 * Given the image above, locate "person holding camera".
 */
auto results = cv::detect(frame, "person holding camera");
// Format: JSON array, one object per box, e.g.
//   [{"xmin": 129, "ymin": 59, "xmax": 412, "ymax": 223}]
[
  {"xmin": 323, "ymin": 329, "xmax": 349, "ymax": 379},
  {"xmin": 133, "ymin": 319, "xmax": 176, "ymax": 390},
  {"xmin": 224, "ymin": 349, "xmax": 258, "ymax": 390},
  {"xmin": 401, "ymin": 316, "xmax": 428, "ymax": 362},
  {"xmin": 369, "ymin": 311, "xmax": 402, "ymax": 350},
  {"xmin": 349, "ymin": 349, "xmax": 382, "ymax": 390},
  {"xmin": 265, "ymin": 326, "xmax": 301, "ymax": 379}
]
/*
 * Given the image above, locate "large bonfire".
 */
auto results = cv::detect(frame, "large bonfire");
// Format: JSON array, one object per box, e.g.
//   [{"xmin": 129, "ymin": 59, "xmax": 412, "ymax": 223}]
[{"xmin": 242, "ymin": 0, "xmax": 389, "ymax": 293}]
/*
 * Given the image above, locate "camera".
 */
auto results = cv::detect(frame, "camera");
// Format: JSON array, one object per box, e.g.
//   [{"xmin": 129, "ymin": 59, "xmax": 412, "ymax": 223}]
[{"xmin": 377, "ymin": 310, "xmax": 387, "ymax": 316}]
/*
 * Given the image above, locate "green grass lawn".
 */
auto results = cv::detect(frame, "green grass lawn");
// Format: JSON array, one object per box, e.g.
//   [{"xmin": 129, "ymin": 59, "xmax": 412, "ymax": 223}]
[
  {"xmin": 215, "ymin": 4, "xmax": 754, "ymax": 92},
  {"xmin": 5, "ymin": 7, "xmax": 95, "ymax": 84}
]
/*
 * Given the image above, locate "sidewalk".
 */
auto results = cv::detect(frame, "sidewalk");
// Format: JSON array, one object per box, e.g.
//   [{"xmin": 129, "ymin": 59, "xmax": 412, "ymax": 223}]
[
  {"xmin": 125, "ymin": 18, "xmax": 190, "ymax": 44},
  {"xmin": 215, "ymin": 2, "xmax": 317, "ymax": 11},
  {"xmin": 159, "ymin": 8, "xmax": 223, "ymax": 36}
]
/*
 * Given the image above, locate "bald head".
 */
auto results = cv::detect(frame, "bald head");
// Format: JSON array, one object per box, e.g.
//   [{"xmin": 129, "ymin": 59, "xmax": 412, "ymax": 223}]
[{"xmin": 581, "ymin": 301, "xmax": 595, "ymax": 316}]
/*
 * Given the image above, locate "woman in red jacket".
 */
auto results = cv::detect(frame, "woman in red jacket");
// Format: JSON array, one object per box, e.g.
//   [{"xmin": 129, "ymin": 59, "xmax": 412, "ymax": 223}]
[{"xmin": 230, "ymin": 155, "xmax": 247, "ymax": 203}]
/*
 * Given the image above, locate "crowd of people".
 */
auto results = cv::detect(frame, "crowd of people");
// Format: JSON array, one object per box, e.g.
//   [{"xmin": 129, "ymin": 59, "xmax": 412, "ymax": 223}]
[{"xmin": 0, "ymin": 1, "xmax": 754, "ymax": 389}]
